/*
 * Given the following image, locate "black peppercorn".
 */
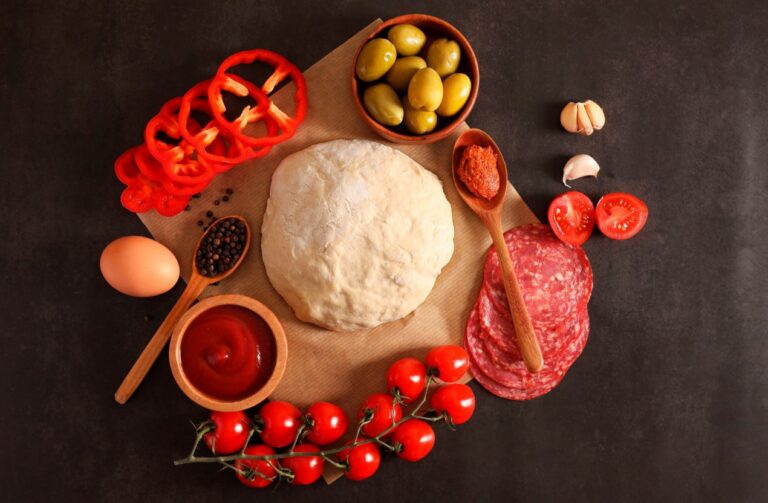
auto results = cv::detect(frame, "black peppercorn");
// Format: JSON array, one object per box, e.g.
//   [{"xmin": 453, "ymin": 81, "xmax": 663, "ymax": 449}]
[
  {"xmin": 206, "ymin": 210, "xmax": 213, "ymax": 218},
  {"xmin": 194, "ymin": 217, "xmax": 249, "ymax": 276}
]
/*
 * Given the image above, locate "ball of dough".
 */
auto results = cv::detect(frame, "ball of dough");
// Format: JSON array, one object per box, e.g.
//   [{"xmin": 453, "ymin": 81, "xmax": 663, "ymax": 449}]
[{"xmin": 261, "ymin": 139, "xmax": 455, "ymax": 331}]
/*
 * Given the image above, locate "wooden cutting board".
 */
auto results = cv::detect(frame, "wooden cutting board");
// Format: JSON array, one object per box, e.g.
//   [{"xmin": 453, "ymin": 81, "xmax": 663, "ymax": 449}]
[{"xmin": 138, "ymin": 19, "xmax": 538, "ymax": 483}]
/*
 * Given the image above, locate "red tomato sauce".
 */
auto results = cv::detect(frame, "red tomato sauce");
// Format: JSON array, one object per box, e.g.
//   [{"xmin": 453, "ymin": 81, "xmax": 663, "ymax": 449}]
[
  {"xmin": 456, "ymin": 144, "xmax": 500, "ymax": 200},
  {"xmin": 180, "ymin": 305, "xmax": 275, "ymax": 401}
]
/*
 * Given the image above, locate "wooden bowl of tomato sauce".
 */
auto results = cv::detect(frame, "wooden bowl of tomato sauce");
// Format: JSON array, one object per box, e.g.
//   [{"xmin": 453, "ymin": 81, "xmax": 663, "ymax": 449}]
[{"xmin": 169, "ymin": 294, "xmax": 287, "ymax": 411}]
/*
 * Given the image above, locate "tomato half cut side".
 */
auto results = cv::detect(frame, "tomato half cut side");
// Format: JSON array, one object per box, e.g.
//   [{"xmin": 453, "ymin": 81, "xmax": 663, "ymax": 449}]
[
  {"xmin": 595, "ymin": 192, "xmax": 648, "ymax": 240},
  {"xmin": 547, "ymin": 191, "xmax": 595, "ymax": 246}
]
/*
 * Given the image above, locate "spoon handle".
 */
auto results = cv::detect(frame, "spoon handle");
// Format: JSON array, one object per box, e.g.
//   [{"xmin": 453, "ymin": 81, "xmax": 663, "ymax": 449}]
[
  {"xmin": 114, "ymin": 274, "xmax": 209, "ymax": 404},
  {"xmin": 484, "ymin": 215, "xmax": 544, "ymax": 373}
]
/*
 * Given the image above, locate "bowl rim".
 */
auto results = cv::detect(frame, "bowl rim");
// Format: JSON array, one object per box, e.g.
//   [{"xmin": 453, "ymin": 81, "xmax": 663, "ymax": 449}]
[
  {"xmin": 168, "ymin": 294, "xmax": 288, "ymax": 412},
  {"xmin": 351, "ymin": 13, "xmax": 480, "ymax": 144}
]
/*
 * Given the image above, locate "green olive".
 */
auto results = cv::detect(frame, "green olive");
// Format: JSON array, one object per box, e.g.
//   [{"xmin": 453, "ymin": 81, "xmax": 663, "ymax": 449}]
[
  {"xmin": 363, "ymin": 83, "xmax": 404, "ymax": 126},
  {"xmin": 436, "ymin": 73, "xmax": 472, "ymax": 117},
  {"xmin": 385, "ymin": 56, "xmax": 427, "ymax": 93},
  {"xmin": 407, "ymin": 67, "xmax": 443, "ymax": 112},
  {"xmin": 403, "ymin": 97, "xmax": 437, "ymax": 135},
  {"xmin": 356, "ymin": 38, "xmax": 397, "ymax": 82},
  {"xmin": 426, "ymin": 38, "xmax": 461, "ymax": 78},
  {"xmin": 387, "ymin": 24, "xmax": 426, "ymax": 56}
]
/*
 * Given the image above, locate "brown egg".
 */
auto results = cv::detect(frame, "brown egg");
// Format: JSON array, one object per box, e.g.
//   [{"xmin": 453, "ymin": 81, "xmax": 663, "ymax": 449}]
[{"xmin": 100, "ymin": 236, "xmax": 180, "ymax": 297}]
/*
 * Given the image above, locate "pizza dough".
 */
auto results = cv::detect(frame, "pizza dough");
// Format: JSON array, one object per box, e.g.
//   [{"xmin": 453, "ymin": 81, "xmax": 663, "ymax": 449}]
[{"xmin": 261, "ymin": 139, "xmax": 455, "ymax": 331}]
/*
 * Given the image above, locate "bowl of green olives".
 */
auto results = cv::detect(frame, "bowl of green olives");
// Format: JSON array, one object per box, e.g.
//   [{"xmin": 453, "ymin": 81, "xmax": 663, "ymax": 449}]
[{"xmin": 352, "ymin": 14, "xmax": 479, "ymax": 144}]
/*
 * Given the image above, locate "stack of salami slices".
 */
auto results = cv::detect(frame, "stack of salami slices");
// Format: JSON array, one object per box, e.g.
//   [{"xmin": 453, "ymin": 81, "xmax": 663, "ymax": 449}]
[{"xmin": 465, "ymin": 223, "xmax": 593, "ymax": 400}]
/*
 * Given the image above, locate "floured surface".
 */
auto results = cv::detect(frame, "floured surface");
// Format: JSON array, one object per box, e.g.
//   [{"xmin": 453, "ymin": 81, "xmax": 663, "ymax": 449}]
[{"xmin": 138, "ymin": 20, "xmax": 537, "ymax": 481}]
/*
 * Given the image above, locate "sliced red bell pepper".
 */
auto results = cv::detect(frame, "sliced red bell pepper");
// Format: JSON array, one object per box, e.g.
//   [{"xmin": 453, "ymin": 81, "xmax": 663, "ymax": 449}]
[
  {"xmin": 145, "ymin": 97, "xmax": 219, "ymax": 185},
  {"xmin": 115, "ymin": 145, "xmax": 191, "ymax": 215},
  {"xmin": 152, "ymin": 186, "xmax": 190, "ymax": 216},
  {"xmin": 208, "ymin": 49, "xmax": 307, "ymax": 148},
  {"xmin": 115, "ymin": 49, "xmax": 306, "ymax": 217},
  {"xmin": 120, "ymin": 185, "xmax": 154, "ymax": 213},
  {"xmin": 134, "ymin": 143, "xmax": 209, "ymax": 196},
  {"xmin": 114, "ymin": 146, "xmax": 142, "ymax": 186},
  {"xmin": 178, "ymin": 79, "xmax": 278, "ymax": 168}
]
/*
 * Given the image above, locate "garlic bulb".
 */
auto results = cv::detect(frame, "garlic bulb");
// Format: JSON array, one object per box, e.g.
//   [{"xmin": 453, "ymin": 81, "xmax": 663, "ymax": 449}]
[
  {"xmin": 562, "ymin": 154, "xmax": 600, "ymax": 187},
  {"xmin": 560, "ymin": 100, "xmax": 605, "ymax": 136}
]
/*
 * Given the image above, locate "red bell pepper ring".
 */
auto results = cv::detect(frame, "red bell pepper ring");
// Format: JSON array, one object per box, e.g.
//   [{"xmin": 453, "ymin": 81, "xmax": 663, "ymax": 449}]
[
  {"xmin": 134, "ymin": 143, "xmax": 209, "ymax": 196},
  {"xmin": 178, "ymin": 79, "xmax": 276, "ymax": 168},
  {"xmin": 115, "ymin": 146, "xmax": 152, "ymax": 213},
  {"xmin": 208, "ymin": 49, "xmax": 308, "ymax": 148},
  {"xmin": 114, "ymin": 146, "xmax": 142, "ymax": 186},
  {"xmin": 115, "ymin": 146, "xmax": 157, "ymax": 213},
  {"xmin": 152, "ymin": 186, "xmax": 190, "ymax": 216},
  {"xmin": 145, "ymin": 98, "xmax": 219, "ymax": 185},
  {"xmin": 120, "ymin": 185, "xmax": 154, "ymax": 213},
  {"xmin": 115, "ymin": 145, "xmax": 191, "ymax": 215}
]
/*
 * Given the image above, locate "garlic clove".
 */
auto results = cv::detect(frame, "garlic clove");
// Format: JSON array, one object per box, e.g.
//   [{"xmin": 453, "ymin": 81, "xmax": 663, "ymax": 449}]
[
  {"xmin": 576, "ymin": 102, "xmax": 594, "ymax": 136},
  {"xmin": 559, "ymin": 102, "xmax": 579, "ymax": 133},
  {"xmin": 562, "ymin": 154, "xmax": 600, "ymax": 187},
  {"xmin": 560, "ymin": 99, "xmax": 606, "ymax": 135},
  {"xmin": 584, "ymin": 100, "xmax": 605, "ymax": 130}
]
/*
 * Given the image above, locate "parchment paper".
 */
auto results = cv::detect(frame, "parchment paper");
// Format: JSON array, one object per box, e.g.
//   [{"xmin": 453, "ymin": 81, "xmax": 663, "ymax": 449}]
[{"xmin": 138, "ymin": 20, "xmax": 538, "ymax": 482}]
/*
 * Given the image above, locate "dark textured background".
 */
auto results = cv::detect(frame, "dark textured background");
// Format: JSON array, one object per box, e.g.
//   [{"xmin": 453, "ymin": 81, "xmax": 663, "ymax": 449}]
[{"xmin": 1, "ymin": 0, "xmax": 767, "ymax": 501}]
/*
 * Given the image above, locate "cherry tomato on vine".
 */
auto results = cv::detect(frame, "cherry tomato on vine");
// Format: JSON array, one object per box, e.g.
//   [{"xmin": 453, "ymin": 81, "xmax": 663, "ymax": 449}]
[
  {"xmin": 280, "ymin": 443, "xmax": 324, "ymax": 485},
  {"xmin": 430, "ymin": 383, "xmax": 476, "ymax": 425},
  {"xmin": 257, "ymin": 401, "xmax": 302, "ymax": 448},
  {"xmin": 386, "ymin": 357, "xmax": 426, "ymax": 403},
  {"xmin": 548, "ymin": 191, "xmax": 596, "ymax": 245},
  {"xmin": 595, "ymin": 192, "xmax": 649, "ymax": 240},
  {"xmin": 203, "ymin": 411, "xmax": 251, "ymax": 455},
  {"xmin": 337, "ymin": 441, "xmax": 381, "ymax": 481},
  {"xmin": 391, "ymin": 419, "xmax": 435, "ymax": 462},
  {"xmin": 425, "ymin": 345, "xmax": 469, "ymax": 383},
  {"xmin": 305, "ymin": 401, "xmax": 348, "ymax": 445},
  {"xmin": 357, "ymin": 393, "xmax": 403, "ymax": 438},
  {"xmin": 234, "ymin": 444, "xmax": 277, "ymax": 488}
]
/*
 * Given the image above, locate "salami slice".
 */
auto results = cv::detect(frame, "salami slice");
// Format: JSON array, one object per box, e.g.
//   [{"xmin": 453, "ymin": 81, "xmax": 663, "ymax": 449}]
[
  {"xmin": 482, "ymin": 308, "xmax": 589, "ymax": 378},
  {"xmin": 466, "ymin": 301, "xmax": 590, "ymax": 400},
  {"xmin": 483, "ymin": 223, "xmax": 593, "ymax": 330},
  {"xmin": 477, "ymin": 284, "xmax": 588, "ymax": 363},
  {"xmin": 476, "ymin": 288, "xmax": 521, "ymax": 358}
]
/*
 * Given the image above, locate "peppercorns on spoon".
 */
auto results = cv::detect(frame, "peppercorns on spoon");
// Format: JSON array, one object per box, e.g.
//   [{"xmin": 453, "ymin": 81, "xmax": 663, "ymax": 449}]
[{"xmin": 115, "ymin": 216, "xmax": 251, "ymax": 405}]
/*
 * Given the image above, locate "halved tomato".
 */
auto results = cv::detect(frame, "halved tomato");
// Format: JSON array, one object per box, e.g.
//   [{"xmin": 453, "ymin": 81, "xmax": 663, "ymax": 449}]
[
  {"xmin": 595, "ymin": 192, "xmax": 648, "ymax": 240},
  {"xmin": 547, "ymin": 191, "xmax": 595, "ymax": 245}
]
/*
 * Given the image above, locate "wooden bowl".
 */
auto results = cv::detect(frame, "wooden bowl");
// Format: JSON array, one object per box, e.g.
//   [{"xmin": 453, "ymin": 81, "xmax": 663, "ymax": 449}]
[
  {"xmin": 169, "ymin": 294, "xmax": 288, "ymax": 411},
  {"xmin": 351, "ymin": 14, "xmax": 480, "ymax": 144}
]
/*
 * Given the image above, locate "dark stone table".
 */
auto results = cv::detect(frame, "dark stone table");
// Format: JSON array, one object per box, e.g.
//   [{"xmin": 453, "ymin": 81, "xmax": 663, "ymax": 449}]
[{"xmin": 2, "ymin": 1, "xmax": 766, "ymax": 501}]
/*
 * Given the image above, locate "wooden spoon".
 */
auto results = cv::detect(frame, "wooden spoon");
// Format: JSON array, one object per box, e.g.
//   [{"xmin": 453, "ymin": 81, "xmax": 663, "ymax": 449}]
[
  {"xmin": 114, "ymin": 215, "xmax": 251, "ymax": 404},
  {"xmin": 452, "ymin": 129, "xmax": 543, "ymax": 373}
]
